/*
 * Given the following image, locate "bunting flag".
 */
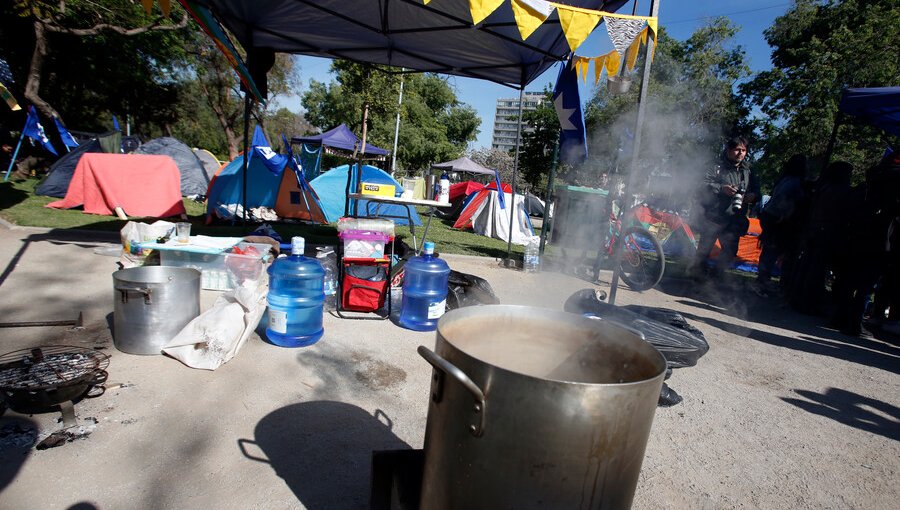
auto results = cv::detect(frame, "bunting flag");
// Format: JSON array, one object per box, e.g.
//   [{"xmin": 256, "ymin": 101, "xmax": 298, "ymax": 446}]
[
  {"xmin": 469, "ymin": 0, "xmax": 505, "ymax": 25},
  {"xmin": 511, "ymin": 0, "xmax": 554, "ymax": 40},
  {"xmin": 606, "ymin": 17, "xmax": 646, "ymax": 56},
  {"xmin": 54, "ymin": 117, "xmax": 79, "ymax": 148},
  {"xmin": 23, "ymin": 106, "xmax": 58, "ymax": 156},
  {"xmin": 556, "ymin": 6, "xmax": 602, "ymax": 52},
  {"xmin": 553, "ymin": 59, "xmax": 587, "ymax": 165}
]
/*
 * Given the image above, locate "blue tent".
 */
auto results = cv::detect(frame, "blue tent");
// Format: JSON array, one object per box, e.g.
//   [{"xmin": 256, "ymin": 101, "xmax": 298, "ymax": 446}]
[
  {"xmin": 309, "ymin": 164, "xmax": 422, "ymax": 225},
  {"xmin": 839, "ymin": 87, "xmax": 900, "ymax": 137}
]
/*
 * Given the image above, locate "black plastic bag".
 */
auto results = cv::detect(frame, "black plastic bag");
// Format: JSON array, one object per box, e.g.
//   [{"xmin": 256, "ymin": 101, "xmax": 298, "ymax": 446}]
[
  {"xmin": 446, "ymin": 270, "xmax": 500, "ymax": 310},
  {"xmin": 563, "ymin": 289, "xmax": 709, "ymax": 369}
]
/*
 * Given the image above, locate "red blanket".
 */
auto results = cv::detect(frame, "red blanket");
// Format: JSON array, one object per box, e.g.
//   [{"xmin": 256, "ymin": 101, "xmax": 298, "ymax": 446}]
[{"xmin": 47, "ymin": 153, "xmax": 186, "ymax": 217}]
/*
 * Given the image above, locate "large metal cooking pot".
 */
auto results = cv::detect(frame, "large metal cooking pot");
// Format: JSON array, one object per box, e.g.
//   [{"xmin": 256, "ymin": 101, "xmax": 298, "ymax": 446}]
[
  {"xmin": 112, "ymin": 266, "xmax": 200, "ymax": 355},
  {"xmin": 417, "ymin": 305, "xmax": 666, "ymax": 510}
]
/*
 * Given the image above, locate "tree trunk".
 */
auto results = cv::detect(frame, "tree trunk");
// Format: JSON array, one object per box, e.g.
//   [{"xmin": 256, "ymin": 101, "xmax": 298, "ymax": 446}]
[{"xmin": 24, "ymin": 21, "xmax": 61, "ymax": 123}]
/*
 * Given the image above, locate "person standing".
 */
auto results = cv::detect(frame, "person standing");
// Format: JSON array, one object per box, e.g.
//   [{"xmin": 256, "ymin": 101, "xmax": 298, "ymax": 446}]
[
  {"xmin": 756, "ymin": 154, "xmax": 809, "ymax": 292},
  {"xmin": 690, "ymin": 136, "xmax": 759, "ymax": 277}
]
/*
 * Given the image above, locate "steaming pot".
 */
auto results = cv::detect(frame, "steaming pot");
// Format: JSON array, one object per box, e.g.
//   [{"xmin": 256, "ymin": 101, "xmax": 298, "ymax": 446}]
[
  {"xmin": 112, "ymin": 266, "xmax": 200, "ymax": 355},
  {"xmin": 417, "ymin": 305, "xmax": 666, "ymax": 509}
]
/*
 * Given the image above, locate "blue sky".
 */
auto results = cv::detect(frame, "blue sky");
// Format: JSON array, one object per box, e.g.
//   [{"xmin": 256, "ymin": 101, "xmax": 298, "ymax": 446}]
[{"xmin": 282, "ymin": 1, "xmax": 792, "ymax": 149}]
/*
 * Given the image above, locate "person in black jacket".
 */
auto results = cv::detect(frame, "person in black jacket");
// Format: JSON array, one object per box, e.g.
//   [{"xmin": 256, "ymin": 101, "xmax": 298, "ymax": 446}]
[{"xmin": 690, "ymin": 136, "xmax": 759, "ymax": 277}]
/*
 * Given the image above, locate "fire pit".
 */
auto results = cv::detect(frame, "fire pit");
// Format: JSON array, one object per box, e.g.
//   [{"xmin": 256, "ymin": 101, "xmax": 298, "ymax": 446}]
[{"xmin": 0, "ymin": 345, "xmax": 109, "ymax": 413}]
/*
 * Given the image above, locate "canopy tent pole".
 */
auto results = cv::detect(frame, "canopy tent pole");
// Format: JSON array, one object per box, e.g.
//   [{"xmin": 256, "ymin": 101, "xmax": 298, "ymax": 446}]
[
  {"xmin": 538, "ymin": 141, "xmax": 560, "ymax": 258},
  {"xmin": 504, "ymin": 87, "xmax": 526, "ymax": 267},
  {"xmin": 346, "ymin": 100, "xmax": 370, "ymax": 218},
  {"xmin": 608, "ymin": 0, "xmax": 660, "ymax": 305},
  {"xmin": 822, "ymin": 110, "xmax": 845, "ymax": 171},
  {"xmin": 241, "ymin": 93, "xmax": 251, "ymax": 225},
  {"xmin": 391, "ymin": 73, "xmax": 404, "ymax": 176}
]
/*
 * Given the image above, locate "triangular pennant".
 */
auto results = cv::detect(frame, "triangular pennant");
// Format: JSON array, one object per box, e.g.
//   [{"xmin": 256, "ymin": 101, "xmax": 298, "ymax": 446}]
[
  {"xmin": 605, "ymin": 51, "xmax": 621, "ymax": 75},
  {"xmin": 606, "ymin": 17, "xmax": 646, "ymax": 55},
  {"xmin": 141, "ymin": 0, "xmax": 153, "ymax": 15},
  {"xmin": 593, "ymin": 56, "xmax": 607, "ymax": 84},
  {"xmin": 511, "ymin": 0, "xmax": 554, "ymax": 40},
  {"xmin": 159, "ymin": 0, "xmax": 171, "ymax": 16},
  {"xmin": 625, "ymin": 29, "xmax": 643, "ymax": 70},
  {"xmin": 424, "ymin": 0, "xmax": 432, "ymax": 4},
  {"xmin": 469, "ymin": 0, "xmax": 505, "ymax": 25},
  {"xmin": 575, "ymin": 56, "xmax": 590, "ymax": 83},
  {"xmin": 556, "ymin": 6, "xmax": 602, "ymax": 52}
]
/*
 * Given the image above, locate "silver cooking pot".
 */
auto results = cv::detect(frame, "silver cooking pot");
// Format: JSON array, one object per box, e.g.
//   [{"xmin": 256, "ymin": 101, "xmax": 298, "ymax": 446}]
[
  {"xmin": 112, "ymin": 266, "xmax": 200, "ymax": 355},
  {"xmin": 417, "ymin": 305, "xmax": 666, "ymax": 509}
]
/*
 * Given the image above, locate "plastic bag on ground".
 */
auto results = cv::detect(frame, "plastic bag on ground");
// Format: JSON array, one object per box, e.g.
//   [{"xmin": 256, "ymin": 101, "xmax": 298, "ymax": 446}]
[
  {"xmin": 163, "ymin": 281, "xmax": 267, "ymax": 370},
  {"xmin": 119, "ymin": 220, "xmax": 176, "ymax": 268},
  {"xmin": 446, "ymin": 270, "xmax": 500, "ymax": 310}
]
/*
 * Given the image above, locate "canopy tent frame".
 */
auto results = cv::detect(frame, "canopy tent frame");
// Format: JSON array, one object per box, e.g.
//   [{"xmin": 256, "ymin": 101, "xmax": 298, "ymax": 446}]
[{"xmin": 824, "ymin": 86, "xmax": 900, "ymax": 168}]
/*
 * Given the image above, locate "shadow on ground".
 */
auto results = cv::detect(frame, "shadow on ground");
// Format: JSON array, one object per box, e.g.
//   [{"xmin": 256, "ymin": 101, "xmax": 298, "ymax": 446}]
[
  {"xmin": 782, "ymin": 387, "xmax": 900, "ymax": 442},
  {"xmin": 238, "ymin": 401, "xmax": 411, "ymax": 509}
]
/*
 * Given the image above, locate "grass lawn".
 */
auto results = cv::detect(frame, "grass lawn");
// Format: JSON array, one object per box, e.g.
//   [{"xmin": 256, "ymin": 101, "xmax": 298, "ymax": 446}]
[{"xmin": 0, "ymin": 178, "xmax": 526, "ymax": 259}]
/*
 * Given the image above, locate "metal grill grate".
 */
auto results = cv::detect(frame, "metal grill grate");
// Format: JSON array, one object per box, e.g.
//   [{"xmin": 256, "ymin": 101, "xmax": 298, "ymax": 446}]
[{"xmin": 0, "ymin": 346, "xmax": 109, "ymax": 391}]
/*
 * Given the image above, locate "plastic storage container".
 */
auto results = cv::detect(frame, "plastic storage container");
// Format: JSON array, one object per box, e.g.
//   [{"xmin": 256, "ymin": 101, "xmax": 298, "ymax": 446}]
[
  {"xmin": 340, "ymin": 229, "xmax": 389, "ymax": 259},
  {"xmin": 399, "ymin": 241, "xmax": 451, "ymax": 331},
  {"xmin": 159, "ymin": 242, "xmax": 271, "ymax": 291},
  {"xmin": 336, "ymin": 217, "xmax": 395, "ymax": 237},
  {"xmin": 266, "ymin": 237, "xmax": 325, "ymax": 347}
]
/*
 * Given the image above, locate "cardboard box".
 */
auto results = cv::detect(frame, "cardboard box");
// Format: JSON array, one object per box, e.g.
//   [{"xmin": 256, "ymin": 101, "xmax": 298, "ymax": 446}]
[{"xmin": 360, "ymin": 182, "xmax": 396, "ymax": 197}]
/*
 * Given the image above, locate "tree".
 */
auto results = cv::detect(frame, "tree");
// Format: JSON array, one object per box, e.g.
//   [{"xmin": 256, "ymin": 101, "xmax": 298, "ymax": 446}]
[
  {"xmin": 518, "ymin": 88, "xmax": 559, "ymax": 192},
  {"xmin": 740, "ymin": 0, "xmax": 900, "ymax": 185},
  {"xmin": 302, "ymin": 62, "xmax": 479, "ymax": 171},
  {"xmin": 468, "ymin": 147, "xmax": 522, "ymax": 188}
]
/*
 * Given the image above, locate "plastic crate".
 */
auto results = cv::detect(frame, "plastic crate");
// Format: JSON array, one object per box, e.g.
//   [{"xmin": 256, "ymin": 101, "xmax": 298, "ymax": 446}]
[
  {"xmin": 339, "ymin": 230, "xmax": 389, "ymax": 260},
  {"xmin": 159, "ymin": 242, "xmax": 272, "ymax": 290}
]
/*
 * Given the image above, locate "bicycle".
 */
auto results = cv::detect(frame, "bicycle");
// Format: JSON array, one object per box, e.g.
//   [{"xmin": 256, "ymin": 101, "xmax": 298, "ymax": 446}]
[{"xmin": 593, "ymin": 202, "xmax": 666, "ymax": 292}]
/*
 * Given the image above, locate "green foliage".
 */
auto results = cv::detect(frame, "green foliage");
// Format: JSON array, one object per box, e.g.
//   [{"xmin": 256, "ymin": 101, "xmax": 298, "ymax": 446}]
[
  {"xmin": 301, "ymin": 62, "xmax": 479, "ymax": 172},
  {"xmin": 740, "ymin": 0, "xmax": 900, "ymax": 186},
  {"xmin": 518, "ymin": 88, "xmax": 558, "ymax": 192}
]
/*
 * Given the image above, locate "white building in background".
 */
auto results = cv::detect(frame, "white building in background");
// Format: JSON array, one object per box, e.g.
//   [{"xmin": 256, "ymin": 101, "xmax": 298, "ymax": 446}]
[{"xmin": 491, "ymin": 91, "xmax": 545, "ymax": 152}]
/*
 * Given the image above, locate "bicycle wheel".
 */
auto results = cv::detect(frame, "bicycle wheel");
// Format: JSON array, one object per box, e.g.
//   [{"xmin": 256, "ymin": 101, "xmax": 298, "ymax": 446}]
[{"xmin": 617, "ymin": 226, "xmax": 665, "ymax": 291}]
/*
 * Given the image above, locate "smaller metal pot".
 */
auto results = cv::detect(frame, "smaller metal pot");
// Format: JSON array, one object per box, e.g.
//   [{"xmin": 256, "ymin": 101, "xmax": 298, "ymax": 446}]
[
  {"xmin": 608, "ymin": 75, "xmax": 633, "ymax": 95},
  {"xmin": 112, "ymin": 266, "xmax": 200, "ymax": 355}
]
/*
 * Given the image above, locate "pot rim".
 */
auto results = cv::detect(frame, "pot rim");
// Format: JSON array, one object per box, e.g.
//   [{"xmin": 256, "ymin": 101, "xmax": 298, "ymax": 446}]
[{"xmin": 434, "ymin": 304, "xmax": 667, "ymax": 387}]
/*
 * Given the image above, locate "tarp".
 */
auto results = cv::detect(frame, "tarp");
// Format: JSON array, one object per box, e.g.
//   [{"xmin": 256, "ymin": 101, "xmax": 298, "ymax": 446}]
[
  {"xmin": 291, "ymin": 124, "xmax": 389, "ymax": 159},
  {"xmin": 432, "ymin": 157, "xmax": 495, "ymax": 176},
  {"xmin": 710, "ymin": 217, "xmax": 763, "ymax": 273},
  {"xmin": 454, "ymin": 189, "xmax": 535, "ymax": 245},
  {"xmin": 185, "ymin": 0, "xmax": 627, "ymax": 89},
  {"xmin": 135, "ymin": 137, "xmax": 210, "ymax": 196},
  {"xmin": 309, "ymin": 164, "xmax": 422, "ymax": 225},
  {"xmin": 205, "ymin": 146, "xmax": 327, "ymax": 224},
  {"xmin": 46, "ymin": 153, "xmax": 186, "ymax": 217},
  {"xmin": 839, "ymin": 87, "xmax": 900, "ymax": 137}
]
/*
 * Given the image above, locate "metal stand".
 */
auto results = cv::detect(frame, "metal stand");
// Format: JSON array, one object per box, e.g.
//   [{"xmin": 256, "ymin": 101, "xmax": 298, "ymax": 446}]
[{"xmin": 335, "ymin": 240, "xmax": 394, "ymax": 321}]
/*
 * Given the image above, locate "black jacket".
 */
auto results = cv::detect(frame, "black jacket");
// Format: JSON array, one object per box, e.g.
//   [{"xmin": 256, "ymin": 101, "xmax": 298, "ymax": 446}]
[{"xmin": 697, "ymin": 155, "xmax": 758, "ymax": 222}]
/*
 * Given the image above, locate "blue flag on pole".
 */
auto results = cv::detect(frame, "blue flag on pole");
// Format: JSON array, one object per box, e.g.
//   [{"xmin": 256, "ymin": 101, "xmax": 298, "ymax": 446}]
[
  {"xmin": 552, "ymin": 59, "xmax": 587, "ymax": 165},
  {"xmin": 112, "ymin": 115, "xmax": 120, "ymax": 131},
  {"xmin": 494, "ymin": 170, "xmax": 506, "ymax": 210},
  {"xmin": 54, "ymin": 117, "xmax": 79, "ymax": 148},
  {"xmin": 23, "ymin": 106, "xmax": 58, "ymax": 156}
]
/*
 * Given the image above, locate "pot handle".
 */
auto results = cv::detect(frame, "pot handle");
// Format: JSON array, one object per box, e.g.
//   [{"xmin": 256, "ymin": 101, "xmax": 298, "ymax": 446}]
[
  {"xmin": 417, "ymin": 346, "xmax": 485, "ymax": 437},
  {"xmin": 115, "ymin": 285, "xmax": 152, "ymax": 304}
]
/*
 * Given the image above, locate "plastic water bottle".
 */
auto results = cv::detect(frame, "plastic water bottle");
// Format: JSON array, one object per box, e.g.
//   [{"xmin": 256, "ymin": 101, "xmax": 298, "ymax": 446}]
[
  {"xmin": 523, "ymin": 238, "xmax": 540, "ymax": 273},
  {"xmin": 438, "ymin": 171, "xmax": 450, "ymax": 204},
  {"xmin": 316, "ymin": 247, "xmax": 338, "ymax": 311},
  {"xmin": 399, "ymin": 241, "xmax": 451, "ymax": 331},
  {"xmin": 266, "ymin": 237, "xmax": 325, "ymax": 347}
]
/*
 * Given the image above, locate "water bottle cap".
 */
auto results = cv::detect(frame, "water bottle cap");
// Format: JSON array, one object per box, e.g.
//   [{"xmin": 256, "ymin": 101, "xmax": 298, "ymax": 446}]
[
  {"xmin": 423, "ymin": 241, "xmax": 435, "ymax": 255},
  {"xmin": 291, "ymin": 236, "xmax": 305, "ymax": 255}
]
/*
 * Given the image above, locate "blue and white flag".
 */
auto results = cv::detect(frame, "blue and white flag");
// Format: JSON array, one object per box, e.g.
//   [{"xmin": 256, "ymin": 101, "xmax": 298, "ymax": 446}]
[
  {"xmin": 494, "ymin": 170, "xmax": 506, "ymax": 210},
  {"xmin": 23, "ymin": 106, "xmax": 57, "ymax": 156},
  {"xmin": 54, "ymin": 117, "xmax": 79, "ymax": 148},
  {"xmin": 0, "ymin": 57, "xmax": 14, "ymax": 87},
  {"xmin": 112, "ymin": 114, "xmax": 120, "ymax": 131},
  {"xmin": 552, "ymin": 58, "xmax": 587, "ymax": 165}
]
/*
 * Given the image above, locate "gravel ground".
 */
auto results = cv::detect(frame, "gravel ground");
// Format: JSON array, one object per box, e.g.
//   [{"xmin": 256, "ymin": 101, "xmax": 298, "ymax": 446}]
[{"xmin": 0, "ymin": 225, "xmax": 897, "ymax": 509}]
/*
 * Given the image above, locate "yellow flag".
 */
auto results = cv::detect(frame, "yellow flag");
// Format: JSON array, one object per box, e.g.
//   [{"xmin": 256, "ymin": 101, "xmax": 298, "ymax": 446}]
[
  {"xmin": 605, "ymin": 51, "xmax": 621, "ymax": 75},
  {"xmin": 0, "ymin": 82, "xmax": 21, "ymax": 111},
  {"xmin": 575, "ymin": 56, "xmax": 591, "ymax": 83},
  {"xmin": 470, "ymin": 0, "xmax": 505, "ymax": 25},
  {"xmin": 424, "ymin": 0, "xmax": 432, "ymax": 4},
  {"xmin": 593, "ymin": 56, "xmax": 607, "ymax": 84},
  {"xmin": 511, "ymin": 0, "xmax": 553, "ymax": 40},
  {"xmin": 625, "ymin": 29, "xmax": 643, "ymax": 70},
  {"xmin": 141, "ymin": 0, "xmax": 153, "ymax": 15},
  {"xmin": 556, "ymin": 7, "xmax": 602, "ymax": 52}
]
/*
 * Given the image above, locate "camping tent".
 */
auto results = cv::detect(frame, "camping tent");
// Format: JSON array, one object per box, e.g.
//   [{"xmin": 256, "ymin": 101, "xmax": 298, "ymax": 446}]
[
  {"xmin": 453, "ymin": 189, "xmax": 535, "ymax": 245},
  {"xmin": 135, "ymin": 137, "xmax": 210, "ymax": 196},
  {"xmin": 205, "ymin": 143, "xmax": 327, "ymax": 224},
  {"xmin": 291, "ymin": 124, "xmax": 390, "ymax": 181},
  {"xmin": 432, "ymin": 157, "xmax": 496, "ymax": 177},
  {"xmin": 523, "ymin": 193, "xmax": 546, "ymax": 217},
  {"xmin": 193, "ymin": 148, "xmax": 222, "ymax": 182},
  {"xmin": 710, "ymin": 217, "xmax": 762, "ymax": 273},
  {"xmin": 309, "ymin": 164, "xmax": 421, "ymax": 225},
  {"xmin": 35, "ymin": 138, "xmax": 103, "ymax": 197}
]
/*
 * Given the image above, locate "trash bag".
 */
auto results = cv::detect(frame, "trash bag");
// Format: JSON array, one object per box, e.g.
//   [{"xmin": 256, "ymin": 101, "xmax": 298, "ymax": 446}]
[
  {"xmin": 563, "ymin": 288, "xmax": 709, "ymax": 370},
  {"xmin": 446, "ymin": 270, "xmax": 500, "ymax": 310}
]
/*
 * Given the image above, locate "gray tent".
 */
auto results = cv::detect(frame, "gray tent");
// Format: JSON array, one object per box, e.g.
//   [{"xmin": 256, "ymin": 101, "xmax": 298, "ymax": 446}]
[
  {"xmin": 193, "ymin": 148, "xmax": 222, "ymax": 182},
  {"xmin": 134, "ymin": 137, "xmax": 209, "ymax": 196}
]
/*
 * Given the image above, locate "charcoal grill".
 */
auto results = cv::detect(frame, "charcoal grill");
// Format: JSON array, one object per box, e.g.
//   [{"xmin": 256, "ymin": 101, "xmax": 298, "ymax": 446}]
[{"xmin": 0, "ymin": 345, "xmax": 109, "ymax": 414}]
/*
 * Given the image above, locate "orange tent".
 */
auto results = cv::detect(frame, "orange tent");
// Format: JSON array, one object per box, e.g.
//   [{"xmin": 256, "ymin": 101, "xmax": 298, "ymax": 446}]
[{"xmin": 710, "ymin": 217, "xmax": 762, "ymax": 271}]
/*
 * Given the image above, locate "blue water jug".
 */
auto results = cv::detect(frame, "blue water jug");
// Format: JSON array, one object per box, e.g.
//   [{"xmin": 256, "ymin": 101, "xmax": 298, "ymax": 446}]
[
  {"xmin": 399, "ymin": 241, "xmax": 451, "ymax": 331},
  {"xmin": 266, "ymin": 236, "xmax": 325, "ymax": 347}
]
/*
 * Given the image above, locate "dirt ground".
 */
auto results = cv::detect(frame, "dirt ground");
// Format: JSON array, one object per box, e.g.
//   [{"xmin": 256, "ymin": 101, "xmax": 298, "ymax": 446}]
[{"xmin": 0, "ymin": 225, "xmax": 897, "ymax": 509}]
